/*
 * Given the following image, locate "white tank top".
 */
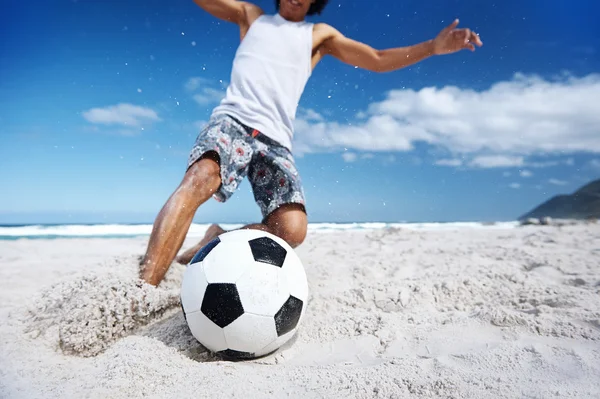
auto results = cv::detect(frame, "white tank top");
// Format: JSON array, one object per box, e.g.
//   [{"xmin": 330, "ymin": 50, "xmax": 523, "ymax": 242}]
[{"xmin": 211, "ymin": 13, "xmax": 314, "ymax": 151}]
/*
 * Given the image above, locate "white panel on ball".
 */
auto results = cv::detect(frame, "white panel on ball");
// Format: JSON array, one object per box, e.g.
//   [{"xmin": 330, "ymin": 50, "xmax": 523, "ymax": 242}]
[
  {"xmin": 223, "ymin": 313, "xmax": 278, "ymax": 355},
  {"xmin": 258, "ymin": 328, "xmax": 298, "ymax": 356},
  {"xmin": 180, "ymin": 262, "xmax": 208, "ymax": 314},
  {"xmin": 185, "ymin": 310, "xmax": 229, "ymax": 352},
  {"xmin": 281, "ymin": 252, "xmax": 308, "ymax": 302},
  {"xmin": 236, "ymin": 263, "xmax": 290, "ymax": 316},
  {"xmin": 202, "ymin": 241, "xmax": 254, "ymax": 284}
]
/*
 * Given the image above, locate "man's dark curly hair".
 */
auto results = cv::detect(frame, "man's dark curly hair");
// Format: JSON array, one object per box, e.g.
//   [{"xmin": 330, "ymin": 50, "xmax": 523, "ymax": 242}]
[{"xmin": 275, "ymin": 0, "xmax": 329, "ymax": 16}]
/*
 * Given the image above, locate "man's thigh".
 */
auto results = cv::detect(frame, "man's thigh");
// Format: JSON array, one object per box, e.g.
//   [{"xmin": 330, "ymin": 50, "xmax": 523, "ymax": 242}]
[{"xmin": 248, "ymin": 146, "xmax": 307, "ymax": 221}]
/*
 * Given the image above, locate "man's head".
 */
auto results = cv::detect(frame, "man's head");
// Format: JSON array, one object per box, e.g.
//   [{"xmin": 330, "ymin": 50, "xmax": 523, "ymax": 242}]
[{"xmin": 275, "ymin": 0, "xmax": 329, "ymax": 21}]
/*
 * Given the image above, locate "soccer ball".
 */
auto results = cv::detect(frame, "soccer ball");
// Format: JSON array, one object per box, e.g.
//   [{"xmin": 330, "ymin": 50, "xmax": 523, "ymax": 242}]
[{"xmin": 180, "ymin": 229, "xmax": 308, "ymax": 360}]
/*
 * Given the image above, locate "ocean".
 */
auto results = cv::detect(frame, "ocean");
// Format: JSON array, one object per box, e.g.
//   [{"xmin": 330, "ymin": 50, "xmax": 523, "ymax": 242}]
[{"xmin": 0, "ymin": 221, "xmax": 520, "ymax": 240}]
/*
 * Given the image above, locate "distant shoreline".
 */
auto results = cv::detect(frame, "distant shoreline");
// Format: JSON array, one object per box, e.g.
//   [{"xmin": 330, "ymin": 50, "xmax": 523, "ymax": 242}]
[
  {"xmin": 0, "ymin": 220, "xmax": 510, "ymax": 228},
  {"xmin": 0, "ymin": 221, "xmax": 524, "ymax": 240}
]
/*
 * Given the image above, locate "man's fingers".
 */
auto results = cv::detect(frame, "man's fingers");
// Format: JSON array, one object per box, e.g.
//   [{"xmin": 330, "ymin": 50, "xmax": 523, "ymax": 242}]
[
  {"xmin": 442, "ymin": 19, "xmax": 459, "ymax": 35},
  {"xmin": 456, "ymin": 29, "xmax": 483, "ymax": 50},
  {"xmin": 471, "ymin": 31, "xmax": 483, "ymax": 46},
  {"xmin": 439, "ymin": 21, "xmax": 482, "ymax": 53},
  {"xmin": 463, "ymin": 28, "xmax": 472, "ymax": 43}
]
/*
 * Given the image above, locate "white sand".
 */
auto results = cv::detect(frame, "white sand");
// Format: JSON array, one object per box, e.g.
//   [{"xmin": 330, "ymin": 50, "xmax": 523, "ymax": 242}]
[{"xmin": 1, "ymin": 223, "xmax": 599, "ymax": 398}]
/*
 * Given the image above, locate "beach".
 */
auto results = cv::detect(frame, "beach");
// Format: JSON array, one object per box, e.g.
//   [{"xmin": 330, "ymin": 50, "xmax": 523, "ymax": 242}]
[{"xmin": 1, "ymin": 222, "xmax": 599, "ymax": 398}]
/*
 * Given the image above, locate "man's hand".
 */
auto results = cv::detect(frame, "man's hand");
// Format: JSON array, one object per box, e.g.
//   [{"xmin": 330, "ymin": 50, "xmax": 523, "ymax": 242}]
[{"xmin": 432, "ymin": 19, "xmax": 483, "ymax": 55}]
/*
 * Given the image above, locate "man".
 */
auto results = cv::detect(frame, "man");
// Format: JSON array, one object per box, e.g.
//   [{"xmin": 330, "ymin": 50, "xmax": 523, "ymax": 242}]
[{"xmin": 139, "ymin": 0, "xmax": 482, "ymax": 286}]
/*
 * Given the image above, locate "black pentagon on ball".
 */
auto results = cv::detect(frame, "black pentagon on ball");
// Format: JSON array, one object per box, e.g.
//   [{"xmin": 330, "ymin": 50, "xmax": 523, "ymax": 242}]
[
  {"xmin": 201, "ymin": 283, "xmax": 245, "ymax": 328},
  {"xmin": 274, "ymin": 295, "xmax": 303, "ymax": 337},
  {"xmin": 189, "ymin": 237, "xmax": 221, "ymax": 264},
  {"xmin": 248, "ymin": 236, "xmax": 287, "ymax": 267}
]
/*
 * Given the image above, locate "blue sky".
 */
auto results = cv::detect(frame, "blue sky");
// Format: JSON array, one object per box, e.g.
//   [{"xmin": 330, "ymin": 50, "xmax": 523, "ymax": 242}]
[{"xmin": 1, "ymin": 0, "xmax": 599, "ymax": 224}]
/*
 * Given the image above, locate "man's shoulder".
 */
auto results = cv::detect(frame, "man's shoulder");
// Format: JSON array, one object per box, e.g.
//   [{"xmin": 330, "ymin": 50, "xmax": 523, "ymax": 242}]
[
  {"xmin": 313, "ymin": 22, "xmax": 335, "ymax": 32},
  {"xmin": 313, "ymin": 23, "xmax": 343, "ymax": 37},
  {"xmin": 240, "ymin": 2, "xmax": 265, "ymax": 25},
  {"xmin": 313, "ymin": 23, "xmax": 341, "ymax": 43}
]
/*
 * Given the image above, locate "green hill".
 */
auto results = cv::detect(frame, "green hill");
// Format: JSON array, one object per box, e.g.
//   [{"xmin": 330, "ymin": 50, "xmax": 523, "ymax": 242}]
[{"xmin": 518, "ymin": 178, "xmax": 600, "ymax": 221}]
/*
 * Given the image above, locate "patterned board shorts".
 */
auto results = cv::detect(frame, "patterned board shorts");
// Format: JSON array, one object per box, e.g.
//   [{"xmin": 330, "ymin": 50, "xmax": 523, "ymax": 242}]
[{"xmin": 187, "ymin": 113, "xmax": 306, "ymax": 220}]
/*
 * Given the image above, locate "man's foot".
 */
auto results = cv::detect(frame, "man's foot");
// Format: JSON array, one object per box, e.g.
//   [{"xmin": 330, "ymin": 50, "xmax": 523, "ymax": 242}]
[{"xmin": 175, "ymin": 224, "xmax": 226, "ymax": 265}]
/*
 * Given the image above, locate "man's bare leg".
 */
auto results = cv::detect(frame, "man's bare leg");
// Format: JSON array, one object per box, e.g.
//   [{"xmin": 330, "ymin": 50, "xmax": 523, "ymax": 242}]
[
  {"xmin": 140, "ymin": 156, "xmax": 221, "ymax": 286},
  {"xmin": 175, "ymin": 224, "xmax": 225, "ymax": 264},
  {"xmin": 175, "ymin": 204, "xmax": 307, "ymax": 265}
]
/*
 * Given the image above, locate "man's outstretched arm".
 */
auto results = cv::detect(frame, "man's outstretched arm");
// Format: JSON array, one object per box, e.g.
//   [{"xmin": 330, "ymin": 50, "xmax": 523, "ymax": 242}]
[
  {"xmin": 318, "ymin": 19, "xmax": 483, "ymax": 73},
  {"xmin": 192, "ymin": 0, "xmax": 262, "ymax": 25}
]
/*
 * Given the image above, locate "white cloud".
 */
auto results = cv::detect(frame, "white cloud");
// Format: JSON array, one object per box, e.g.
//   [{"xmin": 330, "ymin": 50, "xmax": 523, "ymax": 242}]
[
  {"xmin": 520, "ymin": 169, "xmax": 533, "ymax": 177},
  {"xmin": 469, "ymin": 155, "xmax": 524, "ymax": 168},
  {"xmin": 82, "ymin": 103, "xmax": 160, "ymax": 127},
  {"xmin": 299, "ymin": 108, "xmax": 325, "ymax": 122},
  {"xmin": 548, "ymin": 178, "xmax": 567, "ymax": 186},
  {"xmin": 341, "ymin": 152, "xmax": 379, "ymax": 163},
  {"xmin": 528, "ymin": 160, "xmax": 559, "ymax": 168},
  {"xmin": 435, "ymin": 158, "xmax": 463, "ymax": 167},
  {"xmin": 185, "ymin": 76, "xmax": 227, "ymax": 106},
  {"xmin": 588, "ymin": 159, "xmax": 600, "ymax": 169},
  {"xmin": 509, "ymin": 183, "xmax": 521, "ymax": 189},
  {"xmin": 527, "ymin": 158, "xmax": 573, "ymax": 168},
  {"xmin": 185, "ymin": 77, "xmax": 213, "ymax": 92},
  {"xmin": 292, "ymin": 73, "xmax": 600, "ymax": 166},
  {"xmin": 503, "ymin": 171, "xmax": 511, "ymax": 177},
  {"xmin": 293, "ymin": 114, "xmax": 424, "ymax": 155},
  {"xmin": 193, "ymin": 88, "xmax": 226, "ymax": 105},
  {"xmin": 342, "ymin": 152, "xmax": 357, "ymax": 162}
]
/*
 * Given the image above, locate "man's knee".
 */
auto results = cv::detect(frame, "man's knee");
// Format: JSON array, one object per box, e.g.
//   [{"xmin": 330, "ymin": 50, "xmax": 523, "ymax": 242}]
[
  {"xmin": 266, "ymin": 204, "xmax": 307, "ymax": 248},
  {"xmin": 273, "ymin": 222, "xmax": 307, "ymax": 248},
  {"xmin": 182, "ymin": 153, "xmax": 221, "ymax": 196}
]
